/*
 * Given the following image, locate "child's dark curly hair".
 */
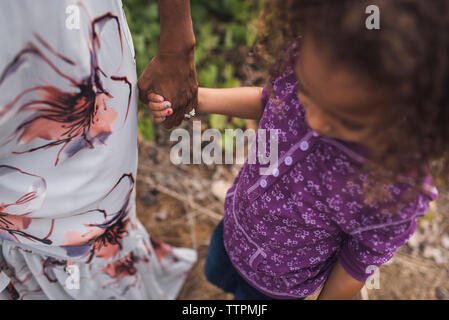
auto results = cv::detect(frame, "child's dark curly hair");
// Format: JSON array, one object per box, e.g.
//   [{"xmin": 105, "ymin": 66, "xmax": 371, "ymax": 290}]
[{"xmin": 256, "ymin": 0, "xmax": 449, "ymax": 201}]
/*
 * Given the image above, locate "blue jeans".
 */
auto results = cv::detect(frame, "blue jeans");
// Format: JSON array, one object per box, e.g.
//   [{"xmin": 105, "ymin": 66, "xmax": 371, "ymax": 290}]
[{"xmin": 204, "ymin": 220, "xmax": 275, "ymax": 300}]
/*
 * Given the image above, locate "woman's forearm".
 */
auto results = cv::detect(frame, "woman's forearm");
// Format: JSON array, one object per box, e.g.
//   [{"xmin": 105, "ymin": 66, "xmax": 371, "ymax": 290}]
[
  {"xmin": 317, "ymin": 261, "xmax": 365, "ymax": 300},
  {"xmin": 197, "ymin": 87, "xmax": 264, "ymax": 120},
  {"xmin": 157, "ymin": 0, "xmax": 195, "ymax": 54}
]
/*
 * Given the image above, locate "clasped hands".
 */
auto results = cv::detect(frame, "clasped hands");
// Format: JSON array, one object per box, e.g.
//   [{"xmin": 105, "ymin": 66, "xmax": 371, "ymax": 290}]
[{"xmin": 137, "ymin": 49, "xmax": 198, "ymax": 129}]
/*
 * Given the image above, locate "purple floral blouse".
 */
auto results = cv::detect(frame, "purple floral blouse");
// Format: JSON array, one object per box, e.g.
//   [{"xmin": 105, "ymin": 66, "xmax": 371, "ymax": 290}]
[{"xmin": 223, "ymin": 59, "xmax": 438, "ymax": 299}]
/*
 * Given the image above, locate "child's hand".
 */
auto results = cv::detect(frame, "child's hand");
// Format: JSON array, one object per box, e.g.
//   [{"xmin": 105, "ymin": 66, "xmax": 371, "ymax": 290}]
[{"xmin": 146, "ymin": 93, "xmax": 174, "ymax": 124}]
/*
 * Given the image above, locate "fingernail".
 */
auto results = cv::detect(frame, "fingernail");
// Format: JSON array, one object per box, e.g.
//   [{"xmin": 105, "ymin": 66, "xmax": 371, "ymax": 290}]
[
  {"xmin": 165, "ymin": 103, "xmax": 170, "ymax": 108},
  {"xmin": 161, "ymin": 116, "xmax": 165, "ymax": 120},
  {"xmin": 167, "ymin": 109, "xmax": 172, "ymax": 115}
]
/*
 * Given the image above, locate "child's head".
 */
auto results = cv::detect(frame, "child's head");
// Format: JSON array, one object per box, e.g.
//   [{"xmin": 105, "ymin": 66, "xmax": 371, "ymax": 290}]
[
  {"xmin": 295, "ymin": 34, "xmax": 388, "ymax": 149},
  {"xmin": 258, "ymin": 0, "xmax": 449, "ymax": 186}
]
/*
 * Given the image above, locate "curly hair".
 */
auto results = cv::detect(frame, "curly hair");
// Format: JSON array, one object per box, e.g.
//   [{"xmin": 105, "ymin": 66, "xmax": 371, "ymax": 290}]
[{"xmin": 256, "ymin": 0, "xmax": 449, "ymax": 203}]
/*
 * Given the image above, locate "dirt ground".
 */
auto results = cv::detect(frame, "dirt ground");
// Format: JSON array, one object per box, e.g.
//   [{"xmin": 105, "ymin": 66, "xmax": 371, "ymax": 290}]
[{"xmin": 135, "ymin": 126, "xmax": 449, "ymax": 300}]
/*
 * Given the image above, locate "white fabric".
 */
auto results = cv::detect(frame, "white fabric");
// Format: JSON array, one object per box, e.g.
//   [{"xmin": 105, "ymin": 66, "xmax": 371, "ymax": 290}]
[{"xmin": 0, "ymin": 0, "xmax": 196, "ymax": 299}]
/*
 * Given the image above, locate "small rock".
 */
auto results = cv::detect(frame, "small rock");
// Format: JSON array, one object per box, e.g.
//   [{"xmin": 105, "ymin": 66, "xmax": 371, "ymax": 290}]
[
  {"xmin": 407, "ymin": 232, "xmax": 421, "ymax": 250},
  {"xmin": 143, "ymin": 189, "xmax": 159, "ymax": 207},
  {"xmin": 195, "ymin": 191, "xmax": 207, "ymax": 201},
  {"xmin": 441, "ymin": 234, "xmax": 449, "ymax": 250},
  {"xmin": 423, "ymin": 246, "xmax": 445, "ymax": 264},
  {"xmin": 211, "ymin": 180, "xmax": 232, "ymax": 202},
  {"xmin": 435, "ymin": 287, "xmax": 449, "ymax": 300},
  {"xmin": 156, "ymin": 210, "xmax": 168, "ymax": 221}
]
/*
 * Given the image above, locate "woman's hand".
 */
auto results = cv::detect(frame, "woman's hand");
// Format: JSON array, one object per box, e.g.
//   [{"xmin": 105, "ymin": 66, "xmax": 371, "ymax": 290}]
[
  {"xmin": 146, "ymin": 93, "xmax": 174, "ymax": 124},
  {"xmin": 138, "ymin": 52, "xmax": 198, "ymax": 128},
  {"xmin": 137, "ymin": 0, "xmax": 198, "ymax": 129}
]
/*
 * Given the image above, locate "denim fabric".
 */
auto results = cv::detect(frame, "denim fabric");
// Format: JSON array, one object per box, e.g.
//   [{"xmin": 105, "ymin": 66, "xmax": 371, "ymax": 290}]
[{"xmin": 204, "ymin": 220, "xmax": 275, "ymax": 300}]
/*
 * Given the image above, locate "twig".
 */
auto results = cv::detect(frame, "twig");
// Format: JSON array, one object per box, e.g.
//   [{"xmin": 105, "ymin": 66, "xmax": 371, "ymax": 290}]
[
  {"xmin": 185, "ymin": 196, "xmax": 198, "ymax": 250},
  {"xmin": 142, "ymin": 176, "xmax": 223, "ymax": 221},
  {"xmin": 393, "ymin": 252, "xmax": 440, "ymax": 271}
]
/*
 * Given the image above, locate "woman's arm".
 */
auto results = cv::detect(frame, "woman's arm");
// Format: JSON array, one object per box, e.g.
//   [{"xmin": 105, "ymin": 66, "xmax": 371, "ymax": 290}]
[
  {"xmin": 197, "ymin": 87, "xmax": 264, "ymax": 120},
  {"xmin": 157, "ymin": 0, "xmax": 195, "ymax": 54},
  {"xmin": 317, "ymin": 261, "xmax": 365, "ymax": 300},
  {"xmin": 138, "ymin": 0, "xmax": 198, "ymax": 129}
]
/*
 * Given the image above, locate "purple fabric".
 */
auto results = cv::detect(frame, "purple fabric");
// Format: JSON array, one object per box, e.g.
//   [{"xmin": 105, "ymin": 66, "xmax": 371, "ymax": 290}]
[{"xmin": 223, "ymin": 62, "xmax": 438, "ymax": 299}]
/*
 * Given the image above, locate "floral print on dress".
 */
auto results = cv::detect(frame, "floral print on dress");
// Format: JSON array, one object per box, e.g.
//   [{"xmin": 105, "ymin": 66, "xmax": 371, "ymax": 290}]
[
  {"xmin": 61, "ymin": 173, "xmax": 134, "ymax": 262},
  {"xmin": 0, "ymin": 7, "xmax": 131, "ymax": 166},
  {"xmin": 0, "ymin": 165, "xmax": 51, "ymax": 244},
  {"xmin": 0, "ymin": 1, "xmax": 196, "ymax": 300}
]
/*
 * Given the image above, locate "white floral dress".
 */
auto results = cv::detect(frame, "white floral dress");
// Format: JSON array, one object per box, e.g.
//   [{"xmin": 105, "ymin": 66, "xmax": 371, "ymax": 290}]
[{"xmin": 0, "ymin": 0, "xmax": 196, "ymax": 299}]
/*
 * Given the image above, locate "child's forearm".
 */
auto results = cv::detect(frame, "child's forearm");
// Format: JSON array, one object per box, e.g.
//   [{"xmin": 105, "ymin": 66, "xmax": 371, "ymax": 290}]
[
  {"xmin": 197, "ymin": 87, "xmax": 264, "ymax": 120},
  {"xmin": 317, "ymin": 261, "xmax": 365, "ymax": 300}
]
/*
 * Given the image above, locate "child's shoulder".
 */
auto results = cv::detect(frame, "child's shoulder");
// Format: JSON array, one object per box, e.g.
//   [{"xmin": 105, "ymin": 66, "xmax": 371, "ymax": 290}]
[
  {"xmin": 262, "ymin": 69, "xmax": 297, "ymax": 108},
  {"xmin": 262, "ymin": 40, "xmax": 300, "ymax": 109}
]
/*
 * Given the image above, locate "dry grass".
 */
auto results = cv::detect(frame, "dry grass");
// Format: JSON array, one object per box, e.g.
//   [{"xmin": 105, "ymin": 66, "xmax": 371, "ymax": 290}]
[{"xmin": 136, "ymin": 136, "xmax": 449, "ymax": 300}]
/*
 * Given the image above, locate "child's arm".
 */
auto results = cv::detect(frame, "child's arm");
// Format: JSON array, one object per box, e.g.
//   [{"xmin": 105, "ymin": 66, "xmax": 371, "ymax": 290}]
[
  {"xmin": 146, "ymin": 87, "xmax": 264, "ymax": 123},
  {"xmin": 197, "ymin": 87, "xmax": 264, "ymax": 120},
  {"xmin": 317, "ymin": 261, "xmax": 365, "ymax": 300}
]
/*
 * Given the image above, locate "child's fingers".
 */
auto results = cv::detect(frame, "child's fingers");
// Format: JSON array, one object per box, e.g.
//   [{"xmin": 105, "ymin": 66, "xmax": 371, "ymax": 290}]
[
  {"xmin": 152, "ymin": 108, "xmax": 173, "ymax": 120},
  {"xmin": 152, "ymin": 115, "xmax": 165, "ymax": 124},
  {"xmin": 148, "ymin": 93, "xmax": 164, "ymax": 102},
  {"xmin": 145, "ymin": 93, "xmax": 173, "ymax": 124},
  {"xmin": 148, "ymin": 100, "xmax": 171, "ymax": 112}
]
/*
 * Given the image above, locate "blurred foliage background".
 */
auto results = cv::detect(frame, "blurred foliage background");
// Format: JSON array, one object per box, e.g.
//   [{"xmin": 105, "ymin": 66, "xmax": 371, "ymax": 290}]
[{"xmin": 123, "ymin": 0, "xmax": 265, "ymax": 142}]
